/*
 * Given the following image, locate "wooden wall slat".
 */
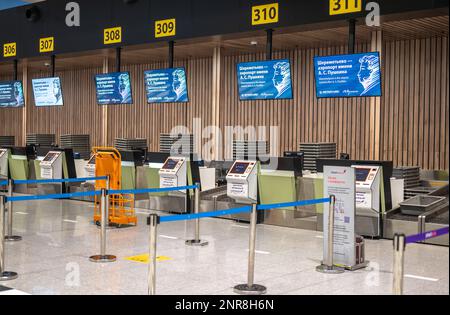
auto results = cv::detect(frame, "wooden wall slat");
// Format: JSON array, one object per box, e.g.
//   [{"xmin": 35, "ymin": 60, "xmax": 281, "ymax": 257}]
[{"xmin": 24, "ymin": 67, "xmax": 103, "ymax": 146}]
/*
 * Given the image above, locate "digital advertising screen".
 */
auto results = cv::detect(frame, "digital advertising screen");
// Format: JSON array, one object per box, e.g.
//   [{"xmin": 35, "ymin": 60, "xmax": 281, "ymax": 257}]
[
  {"xmin": 0, "ymin": 81, "xmax": 25, "ymax": 107},
  {"xmin": 32, "ymin": 77, "xmax": 64, "ymax": 107},
  {"xmin": 236, "ymin": 59, "xmax": 293, "ymax": 101},
  {"xmin": 314, "ymin": 52, "xmax": 382, "ymax": 98},
  {"xmin": 95, "ymin": 72, "xmax": 133, "ymax": 105},
  {"xmin": 144, "ymin": 68, "xmax": 189, "ymax": 103}
]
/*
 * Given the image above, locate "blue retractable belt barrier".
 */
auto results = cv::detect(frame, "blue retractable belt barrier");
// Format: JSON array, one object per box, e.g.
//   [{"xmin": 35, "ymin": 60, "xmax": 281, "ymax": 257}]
[
  {"xmin": 0, "ymin": 180, "xmax": 8, "ymax": 186},
  {"xmin": 160, "ymin": 206, "xmax": 252, "ymax": 223},
  {"xmin": 6, "ymin": 190, "xmax": 102, "ymax": 203},
  {"xmin": 405, "ymin": 227, "xmax": 449, "ymax": 245},
  {"xmin": 257, "ymin": 197, "xmax": 331, "ymax": 211},
  {"xmin": 108, "ymin": 185, "xmax": 199, "ymax": 196},
  {"xmin": 13, "ymin": 176, "xmax": 108, "ymax": 185}
]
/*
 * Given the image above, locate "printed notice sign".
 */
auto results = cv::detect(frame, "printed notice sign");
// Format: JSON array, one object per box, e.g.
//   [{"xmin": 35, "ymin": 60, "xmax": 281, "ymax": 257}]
[{"xmin": 323, "ymin": 166, "xmax": 356, "ymax": 268}]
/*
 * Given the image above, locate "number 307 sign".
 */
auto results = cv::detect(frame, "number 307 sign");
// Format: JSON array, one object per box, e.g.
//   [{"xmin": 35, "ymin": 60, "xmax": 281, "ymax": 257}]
[{"xmin": 330, "ymin": 0, "xmax": 362, "ymax": 15}]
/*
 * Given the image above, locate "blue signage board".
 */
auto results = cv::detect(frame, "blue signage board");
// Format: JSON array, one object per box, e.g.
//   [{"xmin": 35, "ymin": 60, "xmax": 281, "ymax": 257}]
[
  {"xmin": 314, "ymin": 52, "xmax": 382, "ymax": 98},
  {"xmin": 95, "ymin": 72, "xmax": 133, "ymax": 105},
  {"xmin": 0, "ymin": 81, "xmax": 24, "ymax": 107},
  {"xmin": 237, "ymin": 59, "xmax": 293, "ymax": 101},
  {"xmin": 32, "ymin": 77, "xmax": 64, "ymax": 107},
  {"xmin": 144, "ymin": 68, "xmax": 189, "ymax": 103}
]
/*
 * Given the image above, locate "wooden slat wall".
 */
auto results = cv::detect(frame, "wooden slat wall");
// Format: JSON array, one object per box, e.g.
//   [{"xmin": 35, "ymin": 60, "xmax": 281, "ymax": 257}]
[
  {"xmin": 25, "ymin": 67, "xmax": 104, "ymax": 146},
  {"xmin": 220, "ymin": 43, "xmax": 374, "ymax": 161},
  {"xmin": 107, "ymin": 58, "xmax": 213, "ymax": 158},
  {"xmin": 381, "ymin": 36, "xmax": 449, "ymax": 170}
]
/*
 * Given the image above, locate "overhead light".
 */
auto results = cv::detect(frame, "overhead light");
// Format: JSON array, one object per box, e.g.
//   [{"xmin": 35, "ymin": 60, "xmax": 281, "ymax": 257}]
[
  {"xmin": 44, "ymin": 62, "xmax": 51, "ymax": 67},
  {"xmin": 250, "ymin": 41, "xmax": 258, "ymax": 46}
]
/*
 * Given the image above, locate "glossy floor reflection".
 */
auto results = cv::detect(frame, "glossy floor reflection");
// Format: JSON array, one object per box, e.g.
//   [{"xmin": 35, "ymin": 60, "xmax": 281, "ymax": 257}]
[{"xmin": 1, "ymin": 199, "xmax": 448, "ymax": 295}]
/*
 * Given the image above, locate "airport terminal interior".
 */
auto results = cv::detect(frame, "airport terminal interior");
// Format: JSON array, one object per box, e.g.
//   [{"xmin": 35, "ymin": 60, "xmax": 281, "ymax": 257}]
[{"xmin": 0, "ymin": 0, "xmax": 449, "ymax": 296}]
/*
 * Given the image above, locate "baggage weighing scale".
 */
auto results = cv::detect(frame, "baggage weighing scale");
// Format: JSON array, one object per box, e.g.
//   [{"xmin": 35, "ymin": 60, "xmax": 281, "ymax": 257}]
[
  {"xmin": 352, "ymin": 165, "xmax": 382, "ymax": 237},
  {"xmin": 159, "ymin": 157, "xmax": 187, "ymax": 192},
  {"xmin": 40, "ymin": 151, "xmax": 63, "ymax": 179},
  {"xmin": 226, "ymin": 160, "xmax": 258, "ymax": 204},
  {"xmin": 0, "ymin": 148, "xmax": 8, "ymax": 179}
]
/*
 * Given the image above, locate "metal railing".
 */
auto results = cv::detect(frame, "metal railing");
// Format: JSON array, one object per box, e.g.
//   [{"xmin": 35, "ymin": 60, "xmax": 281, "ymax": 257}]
[
  {"xmin": 392, "ymin": 226, "xmax": 449, "ymax": 295},
  {"xmin": 1, "ymin": 180, "xmax": 332, "ymax": 295},
  {"xmin": 147, "ymin": 196, "xmax": 332, "ymax": 295}
]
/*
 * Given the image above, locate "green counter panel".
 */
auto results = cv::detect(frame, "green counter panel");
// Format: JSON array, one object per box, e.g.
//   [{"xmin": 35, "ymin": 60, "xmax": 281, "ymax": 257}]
[
  {"xmin": 145, "ymin": 167, "xmax": 168, "ymax": 197},
  {"xmin": 8, "ymin": 159, "xmax": 28, "ymax": 180},
  {"xmin": 258, "ymin": 174, "xmax": 297, "ymax": 210},
  {"xmin": 121, "ymin": 166, "xmax": 136, "ymax": 190}
]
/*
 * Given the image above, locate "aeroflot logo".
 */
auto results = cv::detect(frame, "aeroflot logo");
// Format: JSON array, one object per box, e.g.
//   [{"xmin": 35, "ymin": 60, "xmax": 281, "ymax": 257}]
[
  {"xmin": 65, "ymin": 2, "xmax": 80, "ymax": 27},
  {"xmin": 331, "ymin": 170, "xmax": 347, "ymax": 175}
]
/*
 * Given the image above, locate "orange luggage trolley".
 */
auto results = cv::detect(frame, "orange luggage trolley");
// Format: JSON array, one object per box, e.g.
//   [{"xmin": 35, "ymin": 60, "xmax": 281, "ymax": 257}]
[{"xmin": 92, "ymin": 147, "xmax": 137, "ymax": 227}]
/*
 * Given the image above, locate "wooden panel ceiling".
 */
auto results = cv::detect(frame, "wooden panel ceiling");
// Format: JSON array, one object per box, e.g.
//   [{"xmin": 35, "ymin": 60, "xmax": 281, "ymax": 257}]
[{"xmin": 0, "ymin": 14, "xmax": 447, "ymax": 74}]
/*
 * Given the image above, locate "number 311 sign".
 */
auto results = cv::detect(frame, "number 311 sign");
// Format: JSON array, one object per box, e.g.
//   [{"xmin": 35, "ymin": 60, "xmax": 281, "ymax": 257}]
[{"xmin": 330, "ymin": 0, "xmax": 362, "ymax": 15}]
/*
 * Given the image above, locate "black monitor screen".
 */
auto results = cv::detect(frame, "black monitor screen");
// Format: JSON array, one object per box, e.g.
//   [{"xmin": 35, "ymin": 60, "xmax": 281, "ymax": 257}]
[
  {"xmin": 43, "ymin": 152, "xmax": 58, "ymax": 162},
  {"xmin": 162, "ymin": 159, "xmax": 179, "ymax": 170},
  {"xmin": 355, "ymin": 168, "xmax": 371, "ymax": 182}
]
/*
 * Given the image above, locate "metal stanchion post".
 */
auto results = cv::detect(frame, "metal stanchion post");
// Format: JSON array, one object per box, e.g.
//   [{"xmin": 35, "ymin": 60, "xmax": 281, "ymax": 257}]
[
  {"xmin": 234, "ymin": 204, "xmax": 266, "ymax": 295},
  {"xmin": 5, "ymin": 179, "xmax": 22, "ymax": 242},
  {"xmin": 105, "ymin": 176, "xmax": 112, "ymax": 229},
  {"xmin": 393, "ymin": 234, "xmax": 406, "ymax": 295},
  {"xmin": 90, "ymin": 188, "xmax": 116, "ymax": 263},
  {"xmin": 316, "ymin": 195, "xmax": 345, "ymax": 274},
  {"xmin": 148, "ymin": 214, "xmax": 158, "ymax": 295},
  {"xmin": 186, "ymin": 184, "xmax": 208, "ymax": 247},
  {"xmin": 0, "ymin": 195, "xmax": 18, "ymax": 281}
]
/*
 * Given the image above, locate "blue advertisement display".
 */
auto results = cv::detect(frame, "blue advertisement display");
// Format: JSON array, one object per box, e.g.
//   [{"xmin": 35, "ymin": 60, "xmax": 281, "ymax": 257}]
[
  {"xmin": 144, "ymin": 68, "xmax": 189, "ymax": 103},
  {"xmin": 95, "ymin": 72, "xmax": 133, "ymax": 105},
  {"xmin": 32, "ymin": 77, "xmax": 64, "ymax": 107},
  {"xmin": 237, "ymin": 59, "xmax": 293, "ymax": 101},
  {"xmin": 0, "ymin": 81, "xmax": 24, "ymax": 107},
  {"xmin": 314, "ymin": 52, "xmax": 382, "ymax": 98}
]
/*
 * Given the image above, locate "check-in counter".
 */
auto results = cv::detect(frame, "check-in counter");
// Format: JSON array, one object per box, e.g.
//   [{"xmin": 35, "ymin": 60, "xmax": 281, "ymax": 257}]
[
  {"xmin": 262, "ymin": 172, "xmax": 324, "ymax": 230},
  {"xmin": 9, "ymin": 147, "xmax": 30, "ymax": 194}
]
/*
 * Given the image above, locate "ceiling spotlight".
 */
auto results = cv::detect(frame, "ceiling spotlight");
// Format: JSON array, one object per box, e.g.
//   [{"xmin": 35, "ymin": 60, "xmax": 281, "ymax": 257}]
[
  {"xmin": 44, "ymin": 62, "xmax": 51, "ymax": 67},
  {"xmin": 250, "ymin": 41, "xmax": 258, "ymax": 46},
  {"xmin": 25, "ymin": 6, "xmax": 41, "ymax": 22}
]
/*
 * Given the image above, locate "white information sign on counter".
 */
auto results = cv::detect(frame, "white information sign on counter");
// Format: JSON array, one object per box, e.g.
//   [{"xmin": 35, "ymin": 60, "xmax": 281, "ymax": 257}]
[{"xmin": 323, "ymin": 166, "xmax": 356, "ymax": 268}]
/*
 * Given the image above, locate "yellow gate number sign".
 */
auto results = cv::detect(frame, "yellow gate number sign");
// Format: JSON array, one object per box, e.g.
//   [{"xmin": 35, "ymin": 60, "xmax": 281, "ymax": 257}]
[
  {"xmin": 104, "ymin": 27, "xmax": 122, "ymax": 45},
  {"xmin": 39, "ymin": 37, "xmax": 54, "ymax": 53},
  {"xmin": 329, "ymin": 0, "xmax": 362, "ymax": 15},
  {"xmin": 3, "ymin": 43, "xmax": 17, "ymax": 57},
  {"xmin": 252, "ymin": 3, "xmax": 279, "ymax": 26},
  {"xmin": 155, "ymin": 19, "xmax": 176, "ymax": 38}
]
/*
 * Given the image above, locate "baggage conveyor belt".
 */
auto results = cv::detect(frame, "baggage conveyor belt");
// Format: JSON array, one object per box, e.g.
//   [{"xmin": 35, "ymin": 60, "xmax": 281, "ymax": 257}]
[{"xmin": 384, "ymin": 184, "xmax": 449, "ymax": 246}]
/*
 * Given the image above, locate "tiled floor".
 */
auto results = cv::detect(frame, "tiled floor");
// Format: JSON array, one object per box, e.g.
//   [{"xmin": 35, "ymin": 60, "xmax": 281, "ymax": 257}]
[{"xmin": 1, "ymin": 198, "xmax": 448, "ymax": 295}]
